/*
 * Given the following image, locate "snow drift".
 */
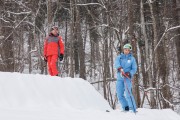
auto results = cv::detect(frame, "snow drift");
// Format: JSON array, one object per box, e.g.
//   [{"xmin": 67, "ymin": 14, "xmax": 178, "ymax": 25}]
[
  {"xmin": 0, "ymin": 72, "xmax": 111, "ymax": 111},
  {"xmin": 0, "ymin": 72, "xmax": 180, "ymax": 120}
]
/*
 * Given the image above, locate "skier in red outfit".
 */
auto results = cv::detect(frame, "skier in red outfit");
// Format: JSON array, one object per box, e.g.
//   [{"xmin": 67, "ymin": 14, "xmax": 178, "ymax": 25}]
[{"xmin": 44, "ymin": 26, "xmax": 64, "ymax": 76}]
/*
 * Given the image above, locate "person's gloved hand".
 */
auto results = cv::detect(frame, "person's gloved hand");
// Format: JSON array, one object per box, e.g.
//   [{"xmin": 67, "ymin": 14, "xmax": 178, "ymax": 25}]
[
  {"xmin": 123, "ymin": 72, "xmax": 131, "ymax": 78},
  {"xmin": 117, "ymin": 67, "xmax": 123, "ymax": 72},
  {"xmin": 59, "ymin": 54, "xmax": 64, "ymax": 61}
]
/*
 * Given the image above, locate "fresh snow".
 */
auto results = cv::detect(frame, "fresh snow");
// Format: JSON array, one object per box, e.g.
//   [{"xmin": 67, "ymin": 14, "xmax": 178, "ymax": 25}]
[{"xmin": 0, "ymin": 72, "xmax": 179, "ymax": 120}]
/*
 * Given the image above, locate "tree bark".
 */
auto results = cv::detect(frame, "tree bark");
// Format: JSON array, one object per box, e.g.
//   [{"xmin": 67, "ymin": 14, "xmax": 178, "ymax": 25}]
[
  {"xmin": 128, "ymin": 0, "xmax": 141, "ymax": 108},
  {"xmin": 173, "ymin": 0, "xmax": 180, "ymax": 79},
  {"xmin": 47, "ymin": 0, "xmax": 53, "ymax": 30},
  {"xmin": 148, "ymin": 0, "xmax": 158, "ymax": 108}
]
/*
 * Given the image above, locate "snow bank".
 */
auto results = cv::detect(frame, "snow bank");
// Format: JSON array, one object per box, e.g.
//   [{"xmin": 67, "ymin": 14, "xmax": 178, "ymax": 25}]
[
  {"xmin": 0, "ymin": 72, "xmax": 180, "ymax": 120},
  {"xmin": 0, "ymin": 72, "xmax": 111, "ymax": 111}
]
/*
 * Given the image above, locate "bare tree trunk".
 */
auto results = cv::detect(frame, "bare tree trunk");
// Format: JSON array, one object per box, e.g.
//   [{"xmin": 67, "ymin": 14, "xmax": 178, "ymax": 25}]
[
  {"xmin": 75, "ymin": 1, "xmax": 86, "ymax": 79},
  {"xmin": 64, "ymin": 18, "xmax": 68, "ymax": 75},
  {"xmin": 1, "ymin": 1, "xmax": 15, "ymax": 72},
  {"xmin": 173, "ymin": 0, "xmax": 180, "ymax": 79},
  {"xmin": 140, "ymin": 0, "xmax": 148, "ymax": 89},
  {"xmin": 47, "ymin": 0, "xmax": 53, "ymax": 30},
  {"xmin": 73, "ymin": 0, "xmax": 79, "ymax": 76},
  {"xmin": 0, "ymin": 0, "xmax": 4, "ymax": 71},
  {"xmin": 69, "ymin": 0, "xmax": 75, "ymax": 77},
  {"xmin": 28, "ymin": 32, "xmax": 32, "ymax": 73},
  {"xmin": 148, "ymin": 0, "xmax": 158, "ymax": 108},
  {"xmin": 102, "ymin": 9, "xmax": 110, "ymax": 100},
  {"xmin": 128, "ymin": 0, "xmax": 141, "ymax": 108},
  {"xmin": 38, "ymin": 34, "xmax": 45, "ymax": 74}
]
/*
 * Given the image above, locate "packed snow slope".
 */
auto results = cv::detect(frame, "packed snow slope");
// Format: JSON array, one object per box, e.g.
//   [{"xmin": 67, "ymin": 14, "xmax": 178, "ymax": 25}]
[
  {"xmin": 0, "ymin": 72, "xmax": 111, "ymax": 110},
  {"xmin": 0, "ymin": 72, "xmax": 179, "ymax": 120}
]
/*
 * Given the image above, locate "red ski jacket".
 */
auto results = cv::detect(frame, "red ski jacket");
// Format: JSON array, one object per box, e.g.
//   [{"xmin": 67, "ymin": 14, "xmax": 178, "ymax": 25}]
[{"xmin": 44, "ymin": 34, "xmax": 64, "ymax": 57}]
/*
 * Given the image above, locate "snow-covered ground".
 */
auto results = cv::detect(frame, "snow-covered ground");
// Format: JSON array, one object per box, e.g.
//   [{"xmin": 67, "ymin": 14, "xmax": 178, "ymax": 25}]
[{"xmin": 0, "ymin": 72, "xmax": 179, "ymax": 120}]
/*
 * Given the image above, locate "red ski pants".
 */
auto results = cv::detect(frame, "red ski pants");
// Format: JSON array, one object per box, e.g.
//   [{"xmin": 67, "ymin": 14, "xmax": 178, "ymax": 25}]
[{"xmin": 47, "ymin": 55, "xmax": 58, "ymax": 76}]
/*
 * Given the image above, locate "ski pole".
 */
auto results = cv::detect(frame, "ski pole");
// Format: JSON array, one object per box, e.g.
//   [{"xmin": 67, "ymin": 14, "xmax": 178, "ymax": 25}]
[{"xmin": 121, "ymin": 72, "xmax": 136, "ymax": 114}]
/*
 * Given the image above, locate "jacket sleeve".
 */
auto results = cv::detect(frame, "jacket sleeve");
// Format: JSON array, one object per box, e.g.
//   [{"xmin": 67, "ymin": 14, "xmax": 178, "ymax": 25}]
[
  {"xmin": 44, "ymin": 38, "xmax": 48, "ymax": 57},
  {"xmin": 114, "ymin": 55, "xmax": 121, "ymax": 69},
  {"xmin": 129, "ymin": 57, "xmax": 137, "ymax": 77},
  {"xmin": 58, "ymin": 36, "xmax": 64, "ymax": 54}
]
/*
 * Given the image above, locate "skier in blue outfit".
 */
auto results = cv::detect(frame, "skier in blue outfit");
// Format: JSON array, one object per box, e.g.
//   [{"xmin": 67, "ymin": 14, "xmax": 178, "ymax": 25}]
[{"xmin": 115, "ymin": 43, "xmax": 137, "ymax": 113}]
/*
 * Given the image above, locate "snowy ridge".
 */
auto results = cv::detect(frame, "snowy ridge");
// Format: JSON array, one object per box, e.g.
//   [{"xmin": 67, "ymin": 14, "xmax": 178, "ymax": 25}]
[
  {"xmin": 0, "ymin": 72, "xmax": 111, "ymax": 111},
  {"xmin": 0, "ymin": 72, "xmax": 179, "ymax": 120}
]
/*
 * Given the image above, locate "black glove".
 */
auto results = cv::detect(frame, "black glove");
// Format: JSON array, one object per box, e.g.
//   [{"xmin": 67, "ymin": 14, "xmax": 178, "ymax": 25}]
[
  {"xmin": 59, "ymin": 54, "xmax": 64, "ymax": 61},
  {"xmin": 123, "ymin": 72, "xmax": 131, "ymax": 78}
]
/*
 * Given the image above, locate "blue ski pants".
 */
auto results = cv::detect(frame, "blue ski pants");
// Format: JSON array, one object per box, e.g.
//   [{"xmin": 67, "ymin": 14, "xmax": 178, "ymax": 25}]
[{"xmin": 116, "ymin": 78, "xmax": 136, "ymax": 112}]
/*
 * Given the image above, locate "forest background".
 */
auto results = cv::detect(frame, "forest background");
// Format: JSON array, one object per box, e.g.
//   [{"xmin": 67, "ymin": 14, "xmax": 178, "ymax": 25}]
[{"xmin": 0, "ymin": 0, "xmax": 180, "ymax": 114}]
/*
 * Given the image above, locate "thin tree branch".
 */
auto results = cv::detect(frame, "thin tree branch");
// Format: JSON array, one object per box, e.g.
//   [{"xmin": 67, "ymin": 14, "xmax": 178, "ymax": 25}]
[
  {"xmin": 0, "ymin": 11, "xmax": 32, "ymax": 46},
  {"xmin": 146, "ymin": 25, "xmax": 180, "ymax": 72},
  {"xmin": 76, "ymin": 3, "xmax": 107, "ymax": 10}
]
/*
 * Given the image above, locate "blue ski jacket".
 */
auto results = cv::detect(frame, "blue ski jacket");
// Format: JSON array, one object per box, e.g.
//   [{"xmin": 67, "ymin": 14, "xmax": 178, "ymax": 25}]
[{"xmin": 115, "ymin": 53, "xmax": 137, "ymax": 80}]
